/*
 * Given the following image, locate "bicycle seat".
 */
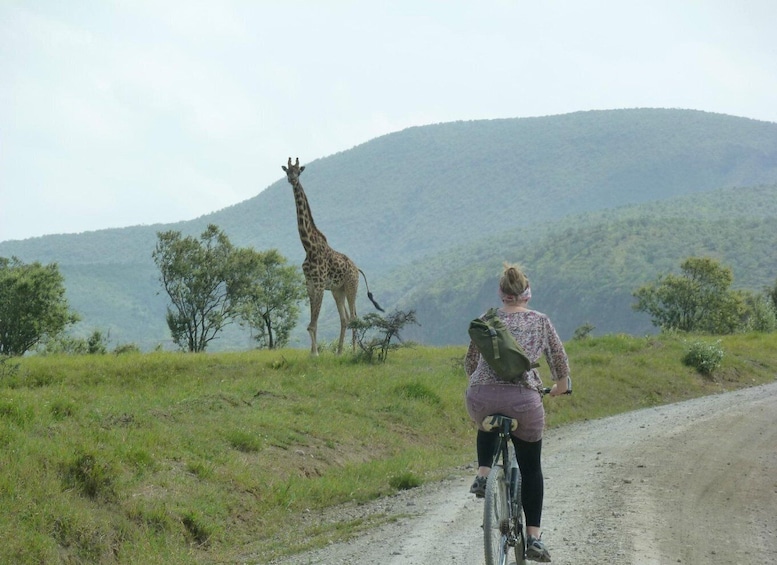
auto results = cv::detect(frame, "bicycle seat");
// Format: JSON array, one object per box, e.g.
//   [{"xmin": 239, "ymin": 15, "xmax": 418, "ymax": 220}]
[{"xmin": 481, "ymin": 414, "xmax": 518, "ymax": 432}]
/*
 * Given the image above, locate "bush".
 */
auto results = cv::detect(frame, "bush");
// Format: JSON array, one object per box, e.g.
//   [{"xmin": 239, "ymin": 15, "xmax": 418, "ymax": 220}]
[
  {"xmin": 389, "ymin": 471, "xmax": 421, "ymax": 491},
  {"xmin": 572, "ymin": 322, "xmax": 595, "ymax": 340},
  {"xmin": 114, "ymin": 343, "xmax": 141, "ymax": 355},
  {"xmin": 40, "ymin": 330, "xmax": 109, "ymax": 355},
  {"xmin": 349, "ymin": 310, "xmax": 418, "ymax": 363},
  {"xmin": 61, "ymin": 452, "xmax": 117, "ymax": 500},
  {"xmin": 682, "ymin": 340, "xmax": 724, "ymax": 375},
  {"xmin": 742, "ymin": 294, "xmax": 777, "ymax": 333}
]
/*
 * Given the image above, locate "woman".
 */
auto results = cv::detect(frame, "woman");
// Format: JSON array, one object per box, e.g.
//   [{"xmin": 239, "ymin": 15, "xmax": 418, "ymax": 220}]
[{"xmin": 464, "ymin": 262, "xmax": 570, "ymax": 563}]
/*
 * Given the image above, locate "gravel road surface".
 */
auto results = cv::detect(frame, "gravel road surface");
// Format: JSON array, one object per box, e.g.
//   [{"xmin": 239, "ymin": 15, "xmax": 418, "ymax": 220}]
[{"xmin": 271, "ymin": 382, "xmax": 777, "ymax": 565}]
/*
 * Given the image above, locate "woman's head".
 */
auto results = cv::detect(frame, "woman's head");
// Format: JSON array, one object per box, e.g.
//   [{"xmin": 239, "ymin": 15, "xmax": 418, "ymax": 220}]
[{"xmin": 499, "ymin": 262, "xmax": 530, "ymax": 304}]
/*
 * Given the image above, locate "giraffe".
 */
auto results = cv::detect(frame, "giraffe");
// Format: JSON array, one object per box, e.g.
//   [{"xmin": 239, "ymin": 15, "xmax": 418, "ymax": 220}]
[{"xmin": 282, "ymin": 157, "xmax": 383, "ymax": 355}]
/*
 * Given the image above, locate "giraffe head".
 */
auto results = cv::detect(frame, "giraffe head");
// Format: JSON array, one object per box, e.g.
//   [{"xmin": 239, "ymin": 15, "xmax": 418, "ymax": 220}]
[{"xmin": 282, "ymin": 157, "xmax": 305, "ymax": 184}]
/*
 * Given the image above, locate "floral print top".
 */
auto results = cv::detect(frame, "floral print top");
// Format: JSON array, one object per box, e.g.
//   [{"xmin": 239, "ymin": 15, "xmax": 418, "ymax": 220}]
[{"xmin": 465, "ymin": 309, "xmax": 570, "ymax": 392}]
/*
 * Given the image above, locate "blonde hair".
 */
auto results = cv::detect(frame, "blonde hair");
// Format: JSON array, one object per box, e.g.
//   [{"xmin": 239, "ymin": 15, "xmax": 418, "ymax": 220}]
[{"xmin": 499, "ymin": 262, "xmax": 529, "ymax": 297}]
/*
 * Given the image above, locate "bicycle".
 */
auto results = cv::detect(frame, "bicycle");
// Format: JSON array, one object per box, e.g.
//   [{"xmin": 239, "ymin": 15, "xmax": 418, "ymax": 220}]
[{"xmin": 481, "ymin": 377, "xmax": 572, "ymax": 565}]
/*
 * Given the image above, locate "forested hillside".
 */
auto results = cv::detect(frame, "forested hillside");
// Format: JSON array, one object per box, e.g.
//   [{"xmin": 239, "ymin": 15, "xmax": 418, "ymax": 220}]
[
  {"xmin": 2, "ymin": 109, "xmax": 776, "ymax": 349},
  {"xmin": 389, "ymin": 184, "xmax": 777, "ymax": 343}
]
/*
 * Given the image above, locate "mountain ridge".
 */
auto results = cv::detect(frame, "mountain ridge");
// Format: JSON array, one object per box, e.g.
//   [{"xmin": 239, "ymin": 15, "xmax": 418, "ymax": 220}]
[{"xmin": 2, "ymin": 108, "xmax": 776, "ymax": 349}]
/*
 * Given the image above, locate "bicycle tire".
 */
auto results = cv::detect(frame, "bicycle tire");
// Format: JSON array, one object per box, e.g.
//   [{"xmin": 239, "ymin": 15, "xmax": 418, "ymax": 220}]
[
  {"xmin": 483, "ymin": 465, "xmax": 510, "ymax": 565},
  {"xmin": 508, "ymin": 445, "xmax": 527, "ymax": 565},
  {"xmin": 513, "ymin": 486, "xmax": 527, "ymax": 565}
]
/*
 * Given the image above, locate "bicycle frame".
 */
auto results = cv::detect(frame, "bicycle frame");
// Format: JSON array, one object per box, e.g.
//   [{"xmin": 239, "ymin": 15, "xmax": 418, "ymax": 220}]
[{"xmin": 483, "ymin": 415, "xmax": 526, "ymax": 565}]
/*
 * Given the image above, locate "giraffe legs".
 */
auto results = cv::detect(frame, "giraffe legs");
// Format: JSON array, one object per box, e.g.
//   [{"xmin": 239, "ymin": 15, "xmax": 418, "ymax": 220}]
[
  {"xmin": 303, "ymin": 259, "xmax": 362, "ymax": 355},
  {"xmin": 346, "ymin": 289, "xmax": 358, "ymax": 352},
  {"xmin": 332, "ymin": 288, "xmax": 349, "ymax": 355},
  {"xmin": 307, "ymin": 286, "xmax": 324, "ymax": 356}
]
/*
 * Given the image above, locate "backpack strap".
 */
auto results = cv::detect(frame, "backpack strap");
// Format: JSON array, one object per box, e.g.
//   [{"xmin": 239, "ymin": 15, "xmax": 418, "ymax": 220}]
[
  {"xmin": 483, "ymin": 307, "xmax": 499, "ymax": 320},
  {"xmin": 483, "ymin": 308, "xmax": 501, "ymax": 361}
]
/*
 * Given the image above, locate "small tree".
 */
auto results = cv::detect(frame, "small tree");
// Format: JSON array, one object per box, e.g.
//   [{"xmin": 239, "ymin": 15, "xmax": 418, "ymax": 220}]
[
  {"xmin": 633, "ymin": 256, "xmax": 743, "ymax": 334},
  {"xmin": 40, "ymin": 330, "xmax": 109, "ymax": 355},
  {"xmin": 0, "ymin": 256, "xmax": 79, "ymax": 356},
  {"xmin": 572, "ymin": 322, "xmax": 595, "ymax": 340},
  {"xmin": 237, "ymin": 249, "xmax": 306, "ymax": 349},
  {"xmin": 349, "ymin": 310, "xmax": 418, "ymax": 363},
  {"xmin": 739, "ymin": 290, "xmax": 777, "ymax": 333},
  {"xmin": 153, "ymin": 225, "xmax": 253, "ymax": 352}
]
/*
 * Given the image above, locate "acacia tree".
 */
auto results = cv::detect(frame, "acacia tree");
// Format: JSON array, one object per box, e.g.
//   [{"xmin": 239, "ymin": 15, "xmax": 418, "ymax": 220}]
[
  {"xmin": 237, "ymin": 249, "xmax": 306, "ymax": 349},
  {"xmin": 153, "ymin": 225, "xmax": 253, "ymax": 352},
  {"xmin": 0, "ymin": 257, "xmax": 80, "ymax": 356},
  {"xmin": 632, "ymin": 256, "xmax": 744, "ymax": 334},
  {"xmin": 349, "ymin": 310, "xmax": 418, "ymax": 363}
]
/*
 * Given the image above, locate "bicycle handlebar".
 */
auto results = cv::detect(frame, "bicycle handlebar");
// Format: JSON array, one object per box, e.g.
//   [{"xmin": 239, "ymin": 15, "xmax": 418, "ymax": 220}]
[
  {"xmin": 542, "ymin": 376, "xmax": 573, "ymax": 396},
  {"xmin": 542, "ymin": 387, "xmax": 572, "ymax": 395}
]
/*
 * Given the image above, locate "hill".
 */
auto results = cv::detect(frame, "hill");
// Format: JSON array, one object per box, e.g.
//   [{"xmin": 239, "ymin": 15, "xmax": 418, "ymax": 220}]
[
  {"xmin": 1, "ymin": 109, "xmax": 777, "ymax": 349},
  {"xmin": 388, "ymin": 184, "xmax": 777, "ymax": 343}
]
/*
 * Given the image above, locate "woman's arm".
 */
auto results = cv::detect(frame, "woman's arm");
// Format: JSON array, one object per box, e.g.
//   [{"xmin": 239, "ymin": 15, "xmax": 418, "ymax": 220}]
[
  {"xmin": 464, "ymin": 341, "xmax": 479, "ymax": 376},
  {"xmin": 543, "ymin": 316, "xmax": 570, "ymax": 383}
]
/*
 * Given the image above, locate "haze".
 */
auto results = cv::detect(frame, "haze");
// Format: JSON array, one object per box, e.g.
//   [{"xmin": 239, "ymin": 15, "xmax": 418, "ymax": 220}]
[{"xmin": 2, "ymin": 0, "xmax": 776, "ymax": 242}]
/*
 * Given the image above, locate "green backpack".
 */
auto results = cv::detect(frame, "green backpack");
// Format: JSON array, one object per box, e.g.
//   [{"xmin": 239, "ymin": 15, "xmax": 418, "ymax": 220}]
[{"xmin": 468, "ymin": 308, "xmax": 539, "ymax": 383}]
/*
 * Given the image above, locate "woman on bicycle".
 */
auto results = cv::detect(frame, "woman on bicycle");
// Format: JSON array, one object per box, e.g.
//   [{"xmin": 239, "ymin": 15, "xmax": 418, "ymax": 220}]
[{"xmin": 464, "ymin": 262, "xmax": 570, "ymax": 563}]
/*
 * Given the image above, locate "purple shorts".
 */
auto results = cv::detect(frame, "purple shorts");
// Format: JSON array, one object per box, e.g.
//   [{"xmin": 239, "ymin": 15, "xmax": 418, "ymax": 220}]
[{"xmin": 465, "ymin": 384, "xmax": 545, "ymax": 442}]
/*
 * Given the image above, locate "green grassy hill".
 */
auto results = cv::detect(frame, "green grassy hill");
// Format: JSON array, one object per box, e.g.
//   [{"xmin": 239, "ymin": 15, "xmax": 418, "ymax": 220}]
[
  {"xmin": 1, "ymin": 109, "xmax": 777, "ymax": 350},
  {"xmin": 2, "ymin": 335, "xmax": 776, "ymax": 563}
]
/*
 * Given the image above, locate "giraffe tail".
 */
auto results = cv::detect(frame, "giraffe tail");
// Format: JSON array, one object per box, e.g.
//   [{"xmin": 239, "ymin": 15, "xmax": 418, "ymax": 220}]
[{"xmin": 358, "ymin": 269, "xmax": 385, "ymax": 312}]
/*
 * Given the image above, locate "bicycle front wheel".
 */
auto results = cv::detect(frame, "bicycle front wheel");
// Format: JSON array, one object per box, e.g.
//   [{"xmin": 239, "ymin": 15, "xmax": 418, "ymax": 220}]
[{"xmin": 483, "ymin": 465, "xmax": 510, "ymax": 565}]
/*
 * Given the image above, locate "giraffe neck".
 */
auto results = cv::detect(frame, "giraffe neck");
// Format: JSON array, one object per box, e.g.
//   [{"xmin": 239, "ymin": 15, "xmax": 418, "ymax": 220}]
[{"xmin": 292, "ymin": 179, "xmax": 327, "ymax": 253}]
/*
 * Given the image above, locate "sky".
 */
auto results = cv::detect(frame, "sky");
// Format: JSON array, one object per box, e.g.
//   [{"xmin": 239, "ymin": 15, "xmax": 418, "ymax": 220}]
[{"xmin": 2, "ymin": 1, "xmax": 776, "ymax": 243}]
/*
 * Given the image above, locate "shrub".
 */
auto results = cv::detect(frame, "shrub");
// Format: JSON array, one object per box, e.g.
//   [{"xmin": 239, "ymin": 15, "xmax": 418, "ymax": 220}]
[
  {"xmin": 682, "ymin": 340, "xmax": 724, "ymax": 375},
  {"xmin": 742, "ymin": 294, "xmax": 777, "ymax": 333},
  {"xmin": 181, "ymin": 511, "xmax": 212, "ymax": 546},
  {"xmin": 62, "ymin": 451, "xmax": 117, "ymax": 500},
  {"xmin": 388, "ymin": 471, "xmax": 421, "ymax": 491},
  {"xmin": 50, "ymin": 399, "xmax": 77, "ymax": 420},
  {"xmin": 114, "ymin": 343, "xmax": 141, "ymax": 355},
  {"xmin": 226, "ymin": 429, "xmax": 262, "ymax": 453},
  {"xmin": 572, "ymin": 322, "xmax": 595, "ymax": 340},
  {"xmin": 86, "ymin": 330, "xmax": 108, "ymax": 354},
  {"xmin": 349, "ymin": 310, "xmax": 418, "ymax": 363},
  {"xmin": 39, "ymin": 330, "xmax": 109, "ymax": 355}
]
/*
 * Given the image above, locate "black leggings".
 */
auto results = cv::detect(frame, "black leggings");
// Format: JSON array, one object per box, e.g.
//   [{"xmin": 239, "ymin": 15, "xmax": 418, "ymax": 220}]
[{"xmin": 476, "ymin": 429, "xmax": 544, "ymax": 527}]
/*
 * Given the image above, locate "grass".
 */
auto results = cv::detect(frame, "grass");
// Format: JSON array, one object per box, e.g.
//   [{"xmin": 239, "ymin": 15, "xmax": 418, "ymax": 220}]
[{"xmin": 1, "ymin": 333, "xmax": 776, "ymax": 564}]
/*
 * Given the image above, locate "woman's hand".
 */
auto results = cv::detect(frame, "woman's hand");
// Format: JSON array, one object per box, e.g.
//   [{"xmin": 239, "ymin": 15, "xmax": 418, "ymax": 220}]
[{"xmin": 549, "ymin": 376, "xmax": 571, "ymax": 396}]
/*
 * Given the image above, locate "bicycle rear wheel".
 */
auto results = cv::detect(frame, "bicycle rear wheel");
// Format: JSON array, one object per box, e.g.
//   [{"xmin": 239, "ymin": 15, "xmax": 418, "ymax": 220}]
[
  {"xmin": 483, "ymin": 465, "xmax": 510, "ymax": 565},
  {"xmin": 509, "ymin": 462, "xmax": 527, "ymax": 565},
  {"xmin": 514, "ymin": 515, "xmax": 527, "ymax": 565}
]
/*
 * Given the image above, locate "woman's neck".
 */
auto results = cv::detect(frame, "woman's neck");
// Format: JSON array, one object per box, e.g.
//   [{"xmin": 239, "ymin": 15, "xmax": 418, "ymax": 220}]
[{"xmin": 500, "ymin": 301, "xmax": 529, "ymax": 313}]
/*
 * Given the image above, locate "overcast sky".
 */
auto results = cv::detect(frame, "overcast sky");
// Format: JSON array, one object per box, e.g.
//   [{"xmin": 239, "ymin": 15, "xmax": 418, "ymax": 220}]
[{"xmin": 2, "ymin": 1, "xmax": 776, "ymax": 242}]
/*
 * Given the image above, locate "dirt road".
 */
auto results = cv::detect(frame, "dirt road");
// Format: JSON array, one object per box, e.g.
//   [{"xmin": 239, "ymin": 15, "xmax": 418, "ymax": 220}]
[{"xmin": 271, "ymin": 382, "xmax": 777, "ymax": 564}]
